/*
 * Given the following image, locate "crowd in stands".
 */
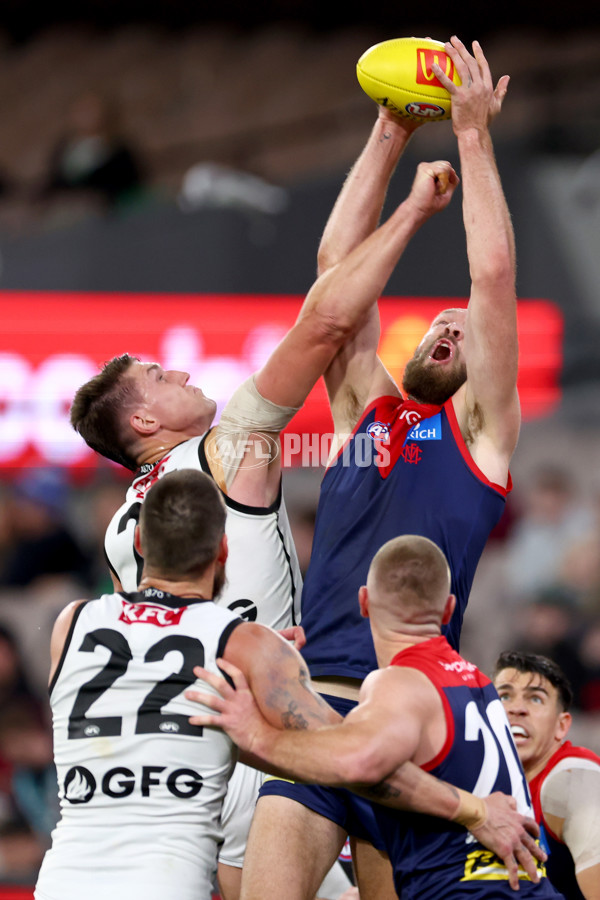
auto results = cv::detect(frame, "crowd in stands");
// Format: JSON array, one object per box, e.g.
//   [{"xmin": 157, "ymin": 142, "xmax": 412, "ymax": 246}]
[{"xmin": 0, "ymin": 23, "xmax": 597, "ymax": 236}]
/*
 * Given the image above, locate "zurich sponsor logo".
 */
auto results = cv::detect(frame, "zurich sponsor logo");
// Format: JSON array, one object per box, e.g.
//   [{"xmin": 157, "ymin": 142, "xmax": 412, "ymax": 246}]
[
  {"xmin": 366, "ymin": 421, "xmax": 390, "ymax": 442},
  {"xmin": 406, "ymin": 413, "xmax": 442, "ymax": 442}
]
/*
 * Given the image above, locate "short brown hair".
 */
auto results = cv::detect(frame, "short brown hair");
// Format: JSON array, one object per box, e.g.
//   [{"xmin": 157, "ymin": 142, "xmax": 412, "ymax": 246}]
[
  {"xmin": 70, "ymin": 354, "xmax": 141, "ymax": 471},
  {"xmin": 369, "ymin": 535, "xmax": 451, "ymax": 609},
  {"xmin": 140, "ymin": 470, "xmax": 226, "ymax": 579}
]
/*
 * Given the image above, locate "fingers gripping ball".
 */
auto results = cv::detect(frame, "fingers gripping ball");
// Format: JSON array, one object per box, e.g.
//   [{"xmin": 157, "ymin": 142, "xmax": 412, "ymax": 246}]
[{"xmin": 357, "ymin": 37, "xmax": 462, "ymax": 122}]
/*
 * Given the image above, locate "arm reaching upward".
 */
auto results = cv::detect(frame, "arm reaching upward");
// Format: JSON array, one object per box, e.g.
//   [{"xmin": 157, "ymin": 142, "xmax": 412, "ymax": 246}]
[{"xmin": 434, "ymin": 37, "xmax": 520, "ymax": 486}]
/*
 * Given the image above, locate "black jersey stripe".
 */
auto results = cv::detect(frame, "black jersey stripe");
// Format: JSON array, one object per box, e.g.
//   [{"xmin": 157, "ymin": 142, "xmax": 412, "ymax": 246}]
[{"xmin": 49, "ymin": 600, "xmax": 89, "ymax": 697}]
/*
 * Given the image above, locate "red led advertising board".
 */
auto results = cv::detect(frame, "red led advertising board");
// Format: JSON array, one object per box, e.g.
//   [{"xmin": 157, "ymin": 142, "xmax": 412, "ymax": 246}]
[{"xmin": 0, "ymin": 292, "xmax": 563, "ymax": 470}]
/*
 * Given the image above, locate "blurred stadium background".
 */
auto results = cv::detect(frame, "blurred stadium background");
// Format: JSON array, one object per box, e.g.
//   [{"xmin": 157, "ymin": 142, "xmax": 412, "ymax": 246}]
[{"xmin": 0, "ymin": 2, "xmax": 599, "ymax": 890}]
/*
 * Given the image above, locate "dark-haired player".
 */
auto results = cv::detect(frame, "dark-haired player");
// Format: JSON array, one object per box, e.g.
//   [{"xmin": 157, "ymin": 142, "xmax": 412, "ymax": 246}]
[
  {"xmin": 494, "ymin": 651, "xmax": 600, "ymax": 899},
  {"xmin": 252, "ymin": 36, "xmax": 521, "ymax": 900}
]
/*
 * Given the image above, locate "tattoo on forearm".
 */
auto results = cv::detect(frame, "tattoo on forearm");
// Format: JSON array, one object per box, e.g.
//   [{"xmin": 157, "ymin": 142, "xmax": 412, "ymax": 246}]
[
  {"xmin": 363, "ymin": 780, "xmax": 403, "ymax": 801},
  {"xmin": 281, "ymin": 701, "xmax": 309, "ymax": 731}
]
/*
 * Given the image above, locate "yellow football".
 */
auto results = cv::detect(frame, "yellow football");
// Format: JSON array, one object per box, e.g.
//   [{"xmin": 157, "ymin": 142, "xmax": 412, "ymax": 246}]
[{"xmin": 357, "ymin": 37, "xmax": 461, "ymax": 123}]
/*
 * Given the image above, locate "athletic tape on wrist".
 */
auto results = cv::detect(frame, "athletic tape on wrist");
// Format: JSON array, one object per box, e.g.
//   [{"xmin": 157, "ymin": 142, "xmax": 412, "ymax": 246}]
[{"xmin": 452, "ymin": 788, "xmax": 488, "ymax": 830}]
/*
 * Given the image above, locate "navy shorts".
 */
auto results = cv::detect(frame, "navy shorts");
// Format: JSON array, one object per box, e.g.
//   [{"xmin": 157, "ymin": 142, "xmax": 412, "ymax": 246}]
[{"xmin": 258, "ymin": 693, "xmax": 386, "ymax": 851}]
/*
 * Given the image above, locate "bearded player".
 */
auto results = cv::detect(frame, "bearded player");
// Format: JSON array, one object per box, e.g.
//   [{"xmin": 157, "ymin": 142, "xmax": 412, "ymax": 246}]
[{"xmin": 247, "ymin": 36, "xmax": 521, "ymax": 900}]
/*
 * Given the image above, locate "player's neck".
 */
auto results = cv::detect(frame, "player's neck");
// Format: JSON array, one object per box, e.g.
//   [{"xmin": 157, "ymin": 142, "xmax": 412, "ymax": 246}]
[
  {"xmin": 137, "ymin": 573, "xmax": 214, "ymax": 601},
  {"xmin": 523, "ymin": 739, "xmax": 565, "ymax": 781},
  {"xmin": 374, "ymin": 627, "xmax": 440, "ymax": 668},
  {"xmin": 135, "ymin": 427, "xmax": 208, "ymax": 467}
]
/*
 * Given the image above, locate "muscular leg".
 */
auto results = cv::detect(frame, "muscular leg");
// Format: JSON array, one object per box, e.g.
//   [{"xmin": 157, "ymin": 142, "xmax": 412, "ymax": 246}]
[
  {"xmin": 351, "ymin": 837, "xmax": 397, "ymax": 900},
  {"xmin": 241, "ymin": 795, "xmax": 346, "ymax": 900}
]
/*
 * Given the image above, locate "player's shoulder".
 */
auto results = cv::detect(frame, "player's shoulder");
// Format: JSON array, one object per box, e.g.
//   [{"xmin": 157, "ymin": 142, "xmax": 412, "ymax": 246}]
[
  {"xmin": 362, "ymin": 661, "xmax": 435, "ymax": 706},
  {"xmin": 53, "ymin": 598, "xmax": 86, "ymax": 632},
  {"xmin": 547, "ymin": 747, "xmax": 600, "ymax": 779}
]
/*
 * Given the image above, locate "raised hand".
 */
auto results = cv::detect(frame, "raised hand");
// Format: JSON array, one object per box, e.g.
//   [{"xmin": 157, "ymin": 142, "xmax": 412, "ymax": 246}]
[
  {"xmin": 433, "ymin": 37, "xmax": 510, "ymax": 132},
  {"xmin": 405, "ymin": 159, "xmax": 459, "ymax": 218}
]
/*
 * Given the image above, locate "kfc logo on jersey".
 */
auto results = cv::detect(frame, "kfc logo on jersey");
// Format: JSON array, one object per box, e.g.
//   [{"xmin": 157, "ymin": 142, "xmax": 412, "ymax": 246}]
[
  {"xmin": 366, "ymin": 422, "xmax": 390, "ymax": 442},
  {"xmin": 119, "ymin": 601, "xmax": 187, "ymax": 627}
]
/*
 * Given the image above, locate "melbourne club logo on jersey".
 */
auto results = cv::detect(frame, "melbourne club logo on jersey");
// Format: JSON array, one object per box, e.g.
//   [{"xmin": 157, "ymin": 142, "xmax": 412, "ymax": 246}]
[
  {"xmin": 119, "ymin": 601, "xmax": 187, "ymax": 627},
  {"xmin": 400, "ymin": 443, "xmax": 423, "ymax": 465},
  {"xmin": 366, "ymin": 421, "xmax": 390, "ymax": 443}
]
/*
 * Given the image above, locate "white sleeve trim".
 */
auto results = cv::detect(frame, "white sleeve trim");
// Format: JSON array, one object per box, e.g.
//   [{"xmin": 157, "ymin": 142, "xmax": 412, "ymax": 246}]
[{"xmin": 541, "ymin": 757, "xmax": 600, "ymax": 873}]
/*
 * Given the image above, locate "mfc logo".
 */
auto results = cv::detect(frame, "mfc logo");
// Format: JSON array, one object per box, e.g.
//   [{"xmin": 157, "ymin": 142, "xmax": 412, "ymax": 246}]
[
  {"xmin": 119, "ymin": 602, "xmax": 186, "ymax": 627},
  {"xmin": 64, "ymin": 765, "xmax": 203, "ymax": 804}
]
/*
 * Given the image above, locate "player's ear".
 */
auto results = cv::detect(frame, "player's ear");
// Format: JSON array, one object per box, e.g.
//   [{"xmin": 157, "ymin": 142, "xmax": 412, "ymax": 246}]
[
  {"xmin": 216, "ymin": 533, "xmax": 228, "ymax": 567},
  {"xmin": 133, "ymin": 524, "xmax": 144, "ymax": 557},
  {"xmin": 441, "ymin": 594, "xmax": 456, "ymax": 625},
  {"xmin": 358, "ymin": 585, "xmax": 370, "ymax": 619},
  {"xmin": 556, "ymin": 710, "xmax": 572, "ymax": 742},
  {"xmin": 130, "ymin": 410, "xmax": 159, "ymax": 436}
]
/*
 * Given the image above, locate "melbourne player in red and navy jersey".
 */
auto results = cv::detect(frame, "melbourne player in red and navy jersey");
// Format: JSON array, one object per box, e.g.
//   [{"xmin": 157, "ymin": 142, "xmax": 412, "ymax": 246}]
[
  {"xmin": 494, "ymin": 651, "xmax": 600, "ymax": 899},
  {"xmin": 253, "ymin": 37, "xmax": 521, "ymax": 899},
  {"xmin": 189, "ymin": 536, "xmax": 557, "ymax": 898}
]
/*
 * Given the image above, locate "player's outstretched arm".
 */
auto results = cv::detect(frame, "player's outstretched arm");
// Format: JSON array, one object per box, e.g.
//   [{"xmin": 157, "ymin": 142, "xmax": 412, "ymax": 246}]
[
  {"xmin": 317, "ymin": 108, "xmax": 421, "ymax": 276},
  {"xmin": 434, "ymin": 37, "xmax": 520, "ymax": 480},
  {"xmin": 322, "ymin": 159, "xmax": 459, "ymax": 437},
  {"xmin": 186, "ymin": 657, "xmax": 544, "ymax": 890},
  {"xmin": 250, "ymin": 158, "xmax": 458, "ymax": 416}
]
